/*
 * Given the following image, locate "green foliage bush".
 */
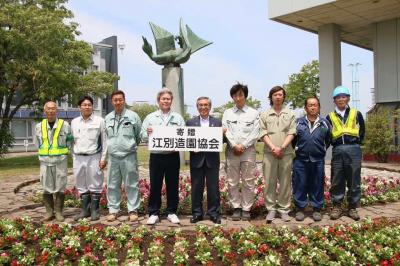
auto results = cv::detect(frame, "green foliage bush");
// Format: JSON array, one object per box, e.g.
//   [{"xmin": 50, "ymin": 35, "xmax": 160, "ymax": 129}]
[{"xmin": 364, "ymin": 108, "xmax": 394, "ymax": 162}]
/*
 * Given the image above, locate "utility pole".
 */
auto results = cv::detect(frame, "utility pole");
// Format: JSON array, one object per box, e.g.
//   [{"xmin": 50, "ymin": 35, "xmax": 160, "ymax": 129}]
[{"xmin": 348, "ymin": 63, "xmax": 361, "ymax": 110}]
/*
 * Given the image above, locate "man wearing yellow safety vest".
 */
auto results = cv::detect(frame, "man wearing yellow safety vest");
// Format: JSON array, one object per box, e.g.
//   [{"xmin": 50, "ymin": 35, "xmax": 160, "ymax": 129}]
[
  {"xmin": 35, "ymin": 101, "xmax": 72, "ymax": 222},
  {"xmin": 326, "ymin": 86, "xmax": 365, "ymax": 221}
]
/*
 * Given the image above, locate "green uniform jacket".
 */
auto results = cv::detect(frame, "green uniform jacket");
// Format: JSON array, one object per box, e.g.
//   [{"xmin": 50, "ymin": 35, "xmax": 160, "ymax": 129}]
[{"xmin": 105, "ymin": 108, "xmax": 142, "ymax": 158}]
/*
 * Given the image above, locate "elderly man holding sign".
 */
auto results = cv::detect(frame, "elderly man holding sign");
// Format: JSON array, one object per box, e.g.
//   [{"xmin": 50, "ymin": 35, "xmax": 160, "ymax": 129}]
[{"xmin": 141, "ymin": 88, "xmax": 185, "ymax": 225}]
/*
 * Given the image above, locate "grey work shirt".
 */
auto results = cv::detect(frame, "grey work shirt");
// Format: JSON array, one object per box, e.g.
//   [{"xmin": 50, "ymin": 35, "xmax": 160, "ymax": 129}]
[
  {"xmin": 35, "ymin": 118, "xmax": 71, "ymax": 165},
  {"xmin": 260, "ymin": 107, "xmax": 296, "ymax": 154},
  {"xmin": 71, "ymin": 114, "xmax": 107, "ymax": 161},
  {"xmin": 222, "ymin": 105, "xmax": 260, "ymax": 149}
]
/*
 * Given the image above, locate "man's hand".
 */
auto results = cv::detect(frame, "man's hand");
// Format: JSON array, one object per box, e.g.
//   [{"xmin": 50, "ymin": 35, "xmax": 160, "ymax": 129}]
[
  {"xmin": 233, "ymin": 144, "xmax": 245, "ymax": 156},
  {"xmin": 222, "ymin": 127, "xmax": 227, "ymax": 134},
  {"xmin": 99, "ymin": 160, "xmax": 107, "ymax": 170},
  {"xmin": 270, "ymin": 145, "xmax": 282, "ymax": 159},
  {"xmin": 147, "ymin": 127, "xmax": 153, "ymax": 135}
]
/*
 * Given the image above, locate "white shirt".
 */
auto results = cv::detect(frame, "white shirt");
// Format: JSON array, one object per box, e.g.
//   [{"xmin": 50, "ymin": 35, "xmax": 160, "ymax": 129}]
[
  {"xmin": 200, "ymin": 116, "xmax": 209, "ymax": 127},
  {"xmin": 335, "ymin": 106, "xmax": 347, "ymax": 118},
  {"xmin": 306, "ymin": 116, "xmax": 320, "ymax": 133},
  {"xmin": 222, "ymin": 105, "xmax": 260, "ymax": 148},
  {"xmin": 71, "ymin": 114, "xmax": 107, "ymax": 161}
]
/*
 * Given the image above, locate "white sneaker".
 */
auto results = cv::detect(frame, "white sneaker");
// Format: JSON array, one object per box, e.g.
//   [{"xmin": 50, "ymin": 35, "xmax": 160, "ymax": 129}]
[
  {"xmin": 146, "ymin": 215, "xmax": 159, "ymax": 225},
  {"xmin": 167, "ymin": 214, "xmax": 180, "ymax": 224}
]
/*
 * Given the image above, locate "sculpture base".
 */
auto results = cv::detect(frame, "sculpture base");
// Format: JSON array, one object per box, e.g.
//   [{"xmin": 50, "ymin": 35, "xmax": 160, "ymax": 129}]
[{"xmin": 162, "ymin": 66, "xmax": 184, "ymax": 116}]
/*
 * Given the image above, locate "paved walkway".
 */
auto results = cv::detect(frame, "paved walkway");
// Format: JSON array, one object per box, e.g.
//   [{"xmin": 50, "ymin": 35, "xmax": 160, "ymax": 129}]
[{"xmin": 1, "ymin": 163, "xmax": 399, "ymax": 230}]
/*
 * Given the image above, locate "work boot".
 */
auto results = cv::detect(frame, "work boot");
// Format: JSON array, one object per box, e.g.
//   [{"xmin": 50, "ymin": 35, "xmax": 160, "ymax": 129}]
[
  {"xmin": 231, "ymin": 208, "xmax": 241, "ymax": 221},
  {"xmin": 266, "ymin": 210, "xmax": 276, "ymax": 223},
  {"xmin": 330, "ymin": 204, "xmax": 343, "ymax": 220},
  {"xmin": 295, "ymin": 209, "xmax": 305, "ymax": 221},
  {"xmin": 348, "ymin": 208, "xmax": 360, "ymax": 221},
  {"xmin": 42, "ymin": 193, "xmax": 54, "ymax": 222},
  {"xmin": 54, "ymin": 192, "xmax": 65, "ymax": 222},
  {"xmin": 91, "ymin": 193, "xmax": 101, "ymax": 221},
  {"xmin": 74, "ymin": 193, "xmax": 91, "ymax": 221},
  {"xmin": 241, "ymin": 210, "xmax": 251, "ymax": 221},
  {"xmin": 312, "ymin": 209, "xmax": 322, "ymax": 222}
]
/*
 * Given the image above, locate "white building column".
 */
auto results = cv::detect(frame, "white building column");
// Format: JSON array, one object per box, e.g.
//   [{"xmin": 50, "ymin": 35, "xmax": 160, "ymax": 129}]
[{"xmin": 318, "ymin": 23, "xmax": 342, "ymax": 116}]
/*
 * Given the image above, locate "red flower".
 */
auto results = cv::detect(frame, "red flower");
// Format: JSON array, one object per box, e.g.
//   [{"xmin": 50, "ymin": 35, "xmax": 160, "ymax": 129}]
[
  {"xmin": 245, "ymin": 249, "xmax": 256, "ymax": 257},
  {"xmin": 328, "ymin": 227, "xmax": 335, "ymax": 234},
  {"xmin": 380, "ymin": 260, "xmax": 390, "ymax": 266},
  {"xmin": 84, "ymin": 245, "xmax": 92, "ymax": 254},
  {"xmin": 64, "ymin": 247, "xmax": 71, "ymax": 256},
  {"xmin": 258, "ymin": 243, "xmax": 269, "ymax": 254}
]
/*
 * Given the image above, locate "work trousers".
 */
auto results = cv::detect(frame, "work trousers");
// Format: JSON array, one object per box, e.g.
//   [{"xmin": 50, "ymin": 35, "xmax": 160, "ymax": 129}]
[
  {"xmin": 107, "ymin": 153, "xmax": 140, "ymax": 213},
  {"xmin": 263, "ymin": 152, "xmax": 294, "ymax": 214},
  {"xmin": 330, "ymin": 144, "xmax": 362, "ymax": 207},
  {"xmin": 225, "ymin": 146, "xmax": 256, "ymax": 212},
  {"xmin": 148, "ymin": 152, "xmax": 180, "ymax": 216},
  {"xmin": 73, "ymin": 153, "xmax": 103, "ymax": 194},
  {"xmin": 292, "ymin": 159, "xmax": 325, "ymax": 210},
  {"xmin": 40, "ymin": 158, "xmax": 68, "ymax": 194}
]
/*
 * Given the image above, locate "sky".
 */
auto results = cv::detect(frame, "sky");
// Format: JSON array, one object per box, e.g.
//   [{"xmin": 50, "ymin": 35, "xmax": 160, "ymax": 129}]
[{"xmin": 67, "ymin": 0, "xmax": 374, "ymax": 116}]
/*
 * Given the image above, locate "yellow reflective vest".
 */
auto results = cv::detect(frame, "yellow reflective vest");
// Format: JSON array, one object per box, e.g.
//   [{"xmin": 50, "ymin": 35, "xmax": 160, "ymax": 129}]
[
  {"xmin": 329, "ymin": 108, "xmax": 360, "ymax": 140},
  {"xmin": 38, "ymin": 119, "xmax": 69, "ymax": 156}
]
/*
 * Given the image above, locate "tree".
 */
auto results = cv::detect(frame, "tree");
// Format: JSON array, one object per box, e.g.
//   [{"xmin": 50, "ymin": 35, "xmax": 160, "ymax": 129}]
[
  {"xmin": 0, "ymin": 0, "xmax": 118, "ymax": 156},
  {"xmin": 129, "ymin": 103, "xmax": 158, "ymax": 122},
  {"xmin": 212, "ymin": 96, "xmax": 261, "ymax": 118},
  {"xmin": 364, "ymin": 108, "xmax": 395, "ymax": 163},
  {"xmin": 284, "ymin": 60, "xmax": 319, "ymax": 109}
]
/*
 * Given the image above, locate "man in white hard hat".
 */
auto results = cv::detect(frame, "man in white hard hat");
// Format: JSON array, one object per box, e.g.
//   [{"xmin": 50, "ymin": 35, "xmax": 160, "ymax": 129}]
[{"xmin": 326, "ymin": 86, "xmax": 365, "ymax": 221}]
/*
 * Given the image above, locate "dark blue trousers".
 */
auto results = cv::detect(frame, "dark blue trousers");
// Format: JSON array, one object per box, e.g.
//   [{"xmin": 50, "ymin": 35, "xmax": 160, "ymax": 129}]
[
  {"xmin": 292, "ymin": 159, "xmax": 325, "ymax": 210},
  {"xmin": 330, "ymin": 144, "xmax": 362, "ymax": 207},
  {"xmin": 190, "ymin": 162, "xmax": 220, "ymax": 218}
]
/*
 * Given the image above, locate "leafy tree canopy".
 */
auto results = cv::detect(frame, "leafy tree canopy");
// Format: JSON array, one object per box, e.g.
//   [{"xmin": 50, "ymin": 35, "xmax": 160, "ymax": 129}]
[{"xmin": 0, "ymin": 0, "xmax": 119, "ymax": 155}]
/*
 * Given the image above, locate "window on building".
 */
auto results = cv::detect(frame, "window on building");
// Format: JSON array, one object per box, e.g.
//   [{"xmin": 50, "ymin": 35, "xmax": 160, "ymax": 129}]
[{"xmin": 11, "ymin": 120, "xmax": 32, "ymax": 139}]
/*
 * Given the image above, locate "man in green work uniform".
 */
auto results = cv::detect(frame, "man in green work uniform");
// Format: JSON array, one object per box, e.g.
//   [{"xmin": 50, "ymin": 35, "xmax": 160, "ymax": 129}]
[
  {"xmin": 35, "ymin": 101, "xmax": 72, "ymax": 222},
  {"xmin": 105, "ymin": 90, "xmax": 142, "ymax": 222}
]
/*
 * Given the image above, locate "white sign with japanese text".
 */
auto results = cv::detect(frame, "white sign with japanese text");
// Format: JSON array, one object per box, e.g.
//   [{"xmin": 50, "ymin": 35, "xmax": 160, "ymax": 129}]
[{"xmin": 149, "ymin": 126, "xmax": 223, "ymax": 152}]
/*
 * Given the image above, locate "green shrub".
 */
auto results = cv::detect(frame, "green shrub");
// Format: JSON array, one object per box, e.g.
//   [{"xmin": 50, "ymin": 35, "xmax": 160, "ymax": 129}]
[{"xmin": 364, "ymin": 108, "xmax": 394, "ymax": 162}]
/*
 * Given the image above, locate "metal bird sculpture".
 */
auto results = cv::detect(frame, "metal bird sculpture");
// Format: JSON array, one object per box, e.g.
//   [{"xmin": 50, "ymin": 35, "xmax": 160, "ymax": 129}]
[{"xmin": 142, "ymin": 18, "xmax": 212, "ymax": 66}]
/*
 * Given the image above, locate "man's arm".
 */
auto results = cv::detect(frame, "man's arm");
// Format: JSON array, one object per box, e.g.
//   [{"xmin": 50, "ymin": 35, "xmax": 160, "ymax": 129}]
[
  {"xmin": 357, "ymin": 111, "xmax": 365, "ymax": 144},
  {"xmin": 222, "ymin": 110, "xmax": 237, "ymax": 148},
  {"xmin": 100, "ymin": 118, "xmax": 108, "ymax": 162},
  {"xmin": 242, "ymin": 112, "xmax": 260, "ymax": 149},
  {"xmin": 140, "ymin": 115, "xmax": 151, "ymax": 142},
  {"xmin": 134, "ymin": 113, "xmax": 142, "ymax": 145}
]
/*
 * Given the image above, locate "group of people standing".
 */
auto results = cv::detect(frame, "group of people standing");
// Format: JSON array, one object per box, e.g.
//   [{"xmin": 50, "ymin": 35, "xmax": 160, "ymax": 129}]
[{"xmin": 35, "ymin": 83, "xmax": 364, "ymax": 225}]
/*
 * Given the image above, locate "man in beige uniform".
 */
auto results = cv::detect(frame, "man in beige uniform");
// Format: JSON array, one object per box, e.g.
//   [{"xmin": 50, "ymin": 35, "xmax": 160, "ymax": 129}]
[
  {"xmin": 222, "ymin": 83, "xmax": 260, "ymax": 221},
  {"xmin": 260, "ymin": 86, "xmax": 296, "ymax": 222},
  {"xmin": 35, "ymin": 101, "xmax": 72, "ymax": 222}
]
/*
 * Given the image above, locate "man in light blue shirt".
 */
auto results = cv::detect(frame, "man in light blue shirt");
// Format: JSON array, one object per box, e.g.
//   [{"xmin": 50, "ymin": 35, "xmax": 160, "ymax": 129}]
[{"xmin": 141, "ymin": 88, "xmax": 185, "ymax": 225}]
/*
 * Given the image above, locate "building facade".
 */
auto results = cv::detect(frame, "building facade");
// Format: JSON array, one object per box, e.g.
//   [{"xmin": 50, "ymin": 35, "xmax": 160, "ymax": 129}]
[{"xmin": 269, "ymin": 0, "xmax": 400, "ymax": 115}]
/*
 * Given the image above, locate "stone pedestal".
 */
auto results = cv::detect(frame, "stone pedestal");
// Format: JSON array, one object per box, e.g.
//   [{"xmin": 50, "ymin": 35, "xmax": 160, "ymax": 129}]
[
  {"xmin": 162, "ymin": 66, "xmax": 184, "ymax": 115},
  {"xmin": 162, "ymin": 66, "xmax": 185, "ymax": 165}
]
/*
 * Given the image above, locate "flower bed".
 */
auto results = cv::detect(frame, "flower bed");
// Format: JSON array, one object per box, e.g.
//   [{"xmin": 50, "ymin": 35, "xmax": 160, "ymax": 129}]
[
  {"xmin": 1, "ymin": 216, "xmax": 400, "ymax": 265},
  {"xmin": 31, "ymin": 172, "xmax": 400, "ymax": 215}
]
